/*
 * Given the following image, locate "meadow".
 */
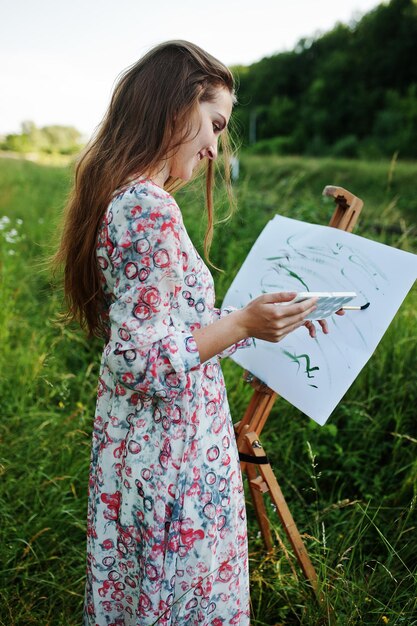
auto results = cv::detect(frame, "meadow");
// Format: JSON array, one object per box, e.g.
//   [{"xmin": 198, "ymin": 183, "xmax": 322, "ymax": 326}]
[{"xmin": 0, "ymin": 153, "xmax": 416, "ymax": 625}]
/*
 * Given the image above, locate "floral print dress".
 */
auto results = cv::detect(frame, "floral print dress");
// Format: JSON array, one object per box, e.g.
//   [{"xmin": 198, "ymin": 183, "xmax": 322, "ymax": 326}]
[{"xmin": 84, "ymin": 178, "xmax": 251, "ymax": 626}]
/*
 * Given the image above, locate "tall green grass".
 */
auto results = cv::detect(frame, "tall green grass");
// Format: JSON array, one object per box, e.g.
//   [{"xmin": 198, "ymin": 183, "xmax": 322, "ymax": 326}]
[{"xmin": 0, "ymin": 154, "xmax": 416, "ymax": 625}]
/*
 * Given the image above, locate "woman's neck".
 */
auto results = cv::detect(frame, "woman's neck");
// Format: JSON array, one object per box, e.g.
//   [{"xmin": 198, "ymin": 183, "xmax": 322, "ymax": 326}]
[{"xmin": 143, "ymin": 161, "xmax": 170, "ymax": 188}]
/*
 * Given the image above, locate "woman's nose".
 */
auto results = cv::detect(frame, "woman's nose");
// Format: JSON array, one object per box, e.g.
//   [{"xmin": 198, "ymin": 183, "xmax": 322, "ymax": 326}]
[{"xmin": 203, "ymin": 144, "xmax": 217, "ymax": 160}]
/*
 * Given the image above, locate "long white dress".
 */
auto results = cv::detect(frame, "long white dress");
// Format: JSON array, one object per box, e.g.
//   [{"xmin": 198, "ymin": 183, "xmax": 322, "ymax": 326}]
[{"xmin": 83, "ymin": 178, "xmax": 252, "ymax": 625}]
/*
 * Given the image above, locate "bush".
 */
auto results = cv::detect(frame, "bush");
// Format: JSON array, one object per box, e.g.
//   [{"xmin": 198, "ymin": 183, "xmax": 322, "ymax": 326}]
[
  {"xmin": 331, "ymin": 134, "xmax": 360, "ymax": 158},
  {"xmin": 247, "ymin": 136, "xmax": 297, "ymax": 156}
]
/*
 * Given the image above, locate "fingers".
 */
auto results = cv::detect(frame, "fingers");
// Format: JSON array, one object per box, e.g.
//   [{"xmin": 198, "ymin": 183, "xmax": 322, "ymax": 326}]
[
  {"xmin": 317, "ymin": 319, "xmax": 329, "ymax": 334},
  {"xmin": 272, "ymin": 318, "xmax": 305, "ymax": 342},
  {"xmin": 260, "ymin": 291, "xmax": 297, "ymax": 304},
  {"xmin": 255, "ymin": 292, "xmax": 318, "ymax": 320},
  {"xmin": 303, "ymin": 318, "xmax": 330, "ymax": 339},
  {"xmin": 252, "ymin": 293, "xmax": 317, "ymax": 326},
  {"xmin": 246, "ymin": 292, "xmax": 347, "ymax": 344},
  {"xmin": 262, "ymin": 313, "xmax": 309, "ymax": 343},
  {"xmin": 303, "ymin": 320, "xmax": 316, "ymax": 338},
  {"xmin": 275, "ymin": 297, "xmax": 317, "ymax": 321}
]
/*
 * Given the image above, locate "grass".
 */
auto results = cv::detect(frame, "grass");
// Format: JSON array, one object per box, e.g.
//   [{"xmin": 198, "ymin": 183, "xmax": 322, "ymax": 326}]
[{"xmin": 0, "ymin": 153, "xmax": 416, "ymax": 625}]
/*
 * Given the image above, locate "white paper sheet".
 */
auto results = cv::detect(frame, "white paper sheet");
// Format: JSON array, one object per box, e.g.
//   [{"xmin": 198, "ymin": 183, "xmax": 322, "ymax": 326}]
[{"xmin": 223, "ymin": 215, "xmax": 417, "ymax": 424}]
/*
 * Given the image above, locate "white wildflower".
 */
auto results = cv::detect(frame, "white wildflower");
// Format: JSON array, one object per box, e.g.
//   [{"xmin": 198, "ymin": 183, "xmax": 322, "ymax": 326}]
[
  {"xmin": 0, "ymin": 216, "xmax": 11, "ymax": 231},
  {"xmin": 5, "ymin": 229, "xmax": 19, "ymax": 243}
]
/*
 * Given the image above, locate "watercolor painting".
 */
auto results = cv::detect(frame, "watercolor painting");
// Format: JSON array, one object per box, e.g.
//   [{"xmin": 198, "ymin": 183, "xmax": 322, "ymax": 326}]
[{"xmin": 223, "ymin": 215, "xmax": 417, "ymax": 424}]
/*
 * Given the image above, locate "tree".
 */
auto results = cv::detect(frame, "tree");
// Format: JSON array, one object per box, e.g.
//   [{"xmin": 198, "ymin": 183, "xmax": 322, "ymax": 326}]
[{"xmin": 1, "ymin": 121, "xmax": 83, "ymax": 155}]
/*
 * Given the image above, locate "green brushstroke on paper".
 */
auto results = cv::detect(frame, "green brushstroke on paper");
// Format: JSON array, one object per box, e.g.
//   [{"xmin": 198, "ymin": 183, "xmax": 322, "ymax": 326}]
[
  {"xmin": 270, "ymin": 264, "xmax": 309, "ymax": 291},
  {"xmin": 282, "ymin": 350, "xmax": 319, "ymax": 379}
]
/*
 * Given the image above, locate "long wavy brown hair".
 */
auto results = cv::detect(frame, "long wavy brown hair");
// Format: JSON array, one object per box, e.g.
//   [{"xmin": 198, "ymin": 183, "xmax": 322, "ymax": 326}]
[{"xmin": 53, "ymin": 40, "xmax": 236, "ymax": 338}]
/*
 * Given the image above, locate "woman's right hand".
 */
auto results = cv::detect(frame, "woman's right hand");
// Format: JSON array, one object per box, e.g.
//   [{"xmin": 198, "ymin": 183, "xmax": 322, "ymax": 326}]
[{"xmin": 236, "ymin": 292, "xmax": 317, "ymax": 343}]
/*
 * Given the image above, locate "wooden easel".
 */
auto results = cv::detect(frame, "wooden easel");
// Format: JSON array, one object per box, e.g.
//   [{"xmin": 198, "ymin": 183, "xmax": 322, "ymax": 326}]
[{"xmin": 235, "ymin": 185, "xmax": 364, "ymax": 597}]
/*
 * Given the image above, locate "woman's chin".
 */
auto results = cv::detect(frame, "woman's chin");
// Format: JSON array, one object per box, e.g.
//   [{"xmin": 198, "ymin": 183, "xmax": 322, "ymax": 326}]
[{"xmin": 171, "ymin": 160, "xmax": 203, "ymax": 181}]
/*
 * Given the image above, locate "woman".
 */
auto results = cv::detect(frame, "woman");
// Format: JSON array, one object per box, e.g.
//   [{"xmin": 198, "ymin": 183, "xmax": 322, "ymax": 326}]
[{"xmin": 55, "ymin": 41, "xmax": 323, "ymax": 626}]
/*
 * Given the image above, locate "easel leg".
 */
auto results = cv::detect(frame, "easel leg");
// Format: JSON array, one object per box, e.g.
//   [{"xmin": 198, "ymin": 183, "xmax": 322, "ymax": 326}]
[
  {"xmin": 244, "ymin": 432, "xmax": 319, "ymax": 597},
  {"xmin": 245, "ymin": 461, "xmax": 273, "ymax": 552}
]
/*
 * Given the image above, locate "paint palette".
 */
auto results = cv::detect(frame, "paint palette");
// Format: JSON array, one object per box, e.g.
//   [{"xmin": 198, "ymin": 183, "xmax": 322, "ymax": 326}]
[{"xmin": 286, "ymin": 291, "xmax": 357, "ymax": 320}]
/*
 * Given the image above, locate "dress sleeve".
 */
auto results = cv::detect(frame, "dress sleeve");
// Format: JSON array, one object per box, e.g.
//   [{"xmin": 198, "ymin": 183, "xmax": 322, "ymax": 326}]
[
  {"xmin": 213, "ymin": 306, "xmax": 254, "ymax": 359},
  {"xmin": 102, "ymin": 193, "xmax": 201, "ymax": 403}
]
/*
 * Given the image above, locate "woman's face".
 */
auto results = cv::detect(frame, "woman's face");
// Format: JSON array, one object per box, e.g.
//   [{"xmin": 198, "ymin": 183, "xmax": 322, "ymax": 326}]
[{"xmin": 168, "ymin": 87, "xmax": 234, "ymax": 181}]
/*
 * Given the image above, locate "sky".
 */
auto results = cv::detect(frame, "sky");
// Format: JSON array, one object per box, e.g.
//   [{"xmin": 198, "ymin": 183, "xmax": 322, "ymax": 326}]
[{"xmin": 1, "ymin": 0, "xmax": 383, "ymax": 138}]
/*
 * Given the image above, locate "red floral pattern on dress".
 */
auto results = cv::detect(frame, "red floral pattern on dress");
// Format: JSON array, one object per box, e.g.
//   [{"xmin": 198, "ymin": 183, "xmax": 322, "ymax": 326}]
[{"xmin": 84, "ymin": 179, "xmax": 251, "ymax": 625}]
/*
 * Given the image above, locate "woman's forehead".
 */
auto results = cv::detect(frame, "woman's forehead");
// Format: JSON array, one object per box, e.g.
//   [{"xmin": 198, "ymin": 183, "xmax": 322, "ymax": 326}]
[{"xmin": 203, "ymin": 88, "xmax": 234, "ymax": 119}]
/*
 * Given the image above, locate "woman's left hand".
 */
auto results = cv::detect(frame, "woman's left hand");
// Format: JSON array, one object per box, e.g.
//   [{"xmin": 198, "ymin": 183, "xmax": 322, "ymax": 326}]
[{"xmin": 304, "ymin": 309, "xmax": 345, "ymax": 338}]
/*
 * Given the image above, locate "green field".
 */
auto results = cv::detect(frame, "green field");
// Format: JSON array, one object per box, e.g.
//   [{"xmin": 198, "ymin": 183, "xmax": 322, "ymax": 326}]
[{"xmin": 0, "ymin": 154, "xmax": 416, "ymax": 625}]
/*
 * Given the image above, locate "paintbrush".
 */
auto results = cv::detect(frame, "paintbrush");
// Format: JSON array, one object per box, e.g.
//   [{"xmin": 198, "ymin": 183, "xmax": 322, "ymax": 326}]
[{"xmin": 342, "ymin": 302, "xmax": 370, "ymax": 311}]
